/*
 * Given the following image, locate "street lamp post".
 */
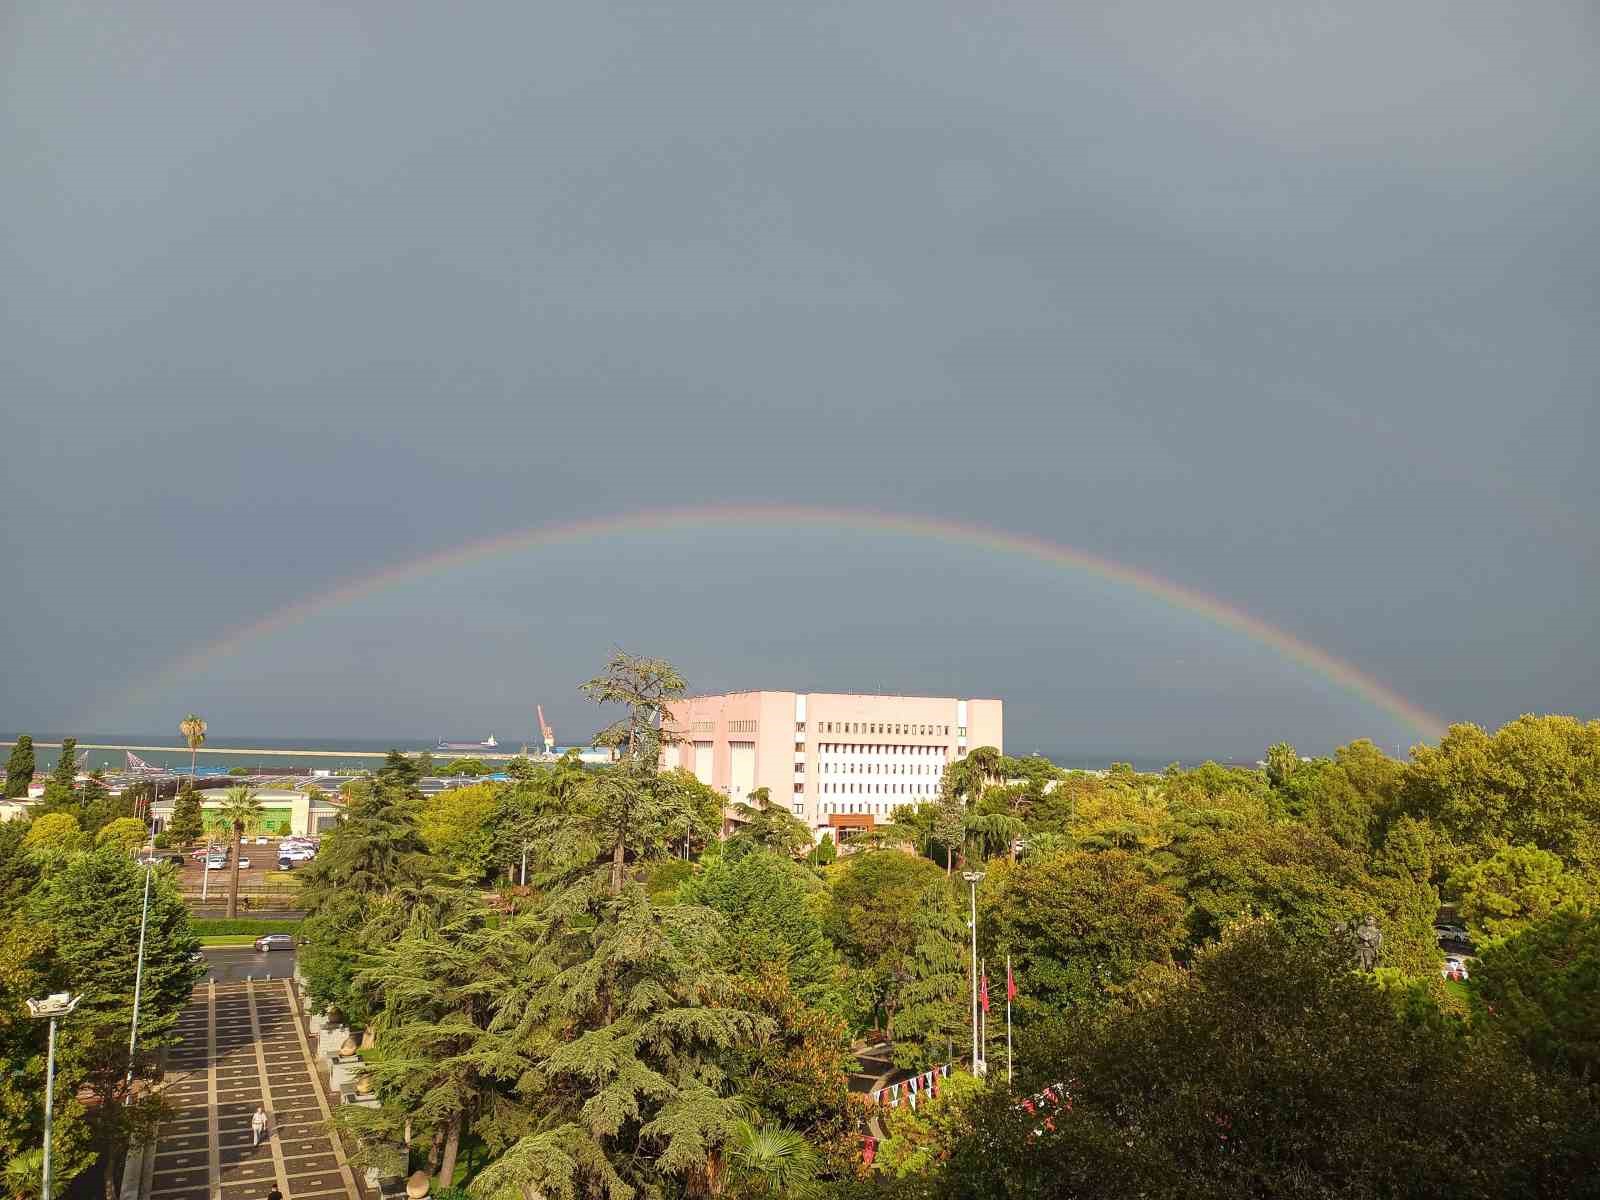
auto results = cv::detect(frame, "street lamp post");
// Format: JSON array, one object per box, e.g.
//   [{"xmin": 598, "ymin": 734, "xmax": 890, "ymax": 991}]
[
  {"xmin": 962, "ymin": 870, "xmax": 985, "ymax": 1076},
  {"xmin": 27, "ymin": 992, "xmax": 81, "ymax": 1200},
  {"xmin": 126, "ymin": 862, "xmax": 154, "ymax": 1092}
]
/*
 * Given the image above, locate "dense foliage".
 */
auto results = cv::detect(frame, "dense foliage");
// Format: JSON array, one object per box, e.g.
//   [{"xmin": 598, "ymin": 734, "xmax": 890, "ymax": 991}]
[
  {"xmin": 0, "ymin": 833, "xmax": 200, "ymax": 1200},
  {"xmin": 281, "ymin": 695, "xmax": 1600, "ymax": 1199},
  {"xmin": 10, "ymin": 695, "xmax": 1594, "ymax": 1199}
]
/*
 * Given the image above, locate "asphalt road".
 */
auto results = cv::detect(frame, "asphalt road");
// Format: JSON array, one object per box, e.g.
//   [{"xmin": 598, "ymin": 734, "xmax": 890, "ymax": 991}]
[{"xmin": 200, "ymin": 946, "xmax": 298, "ymax": 986}]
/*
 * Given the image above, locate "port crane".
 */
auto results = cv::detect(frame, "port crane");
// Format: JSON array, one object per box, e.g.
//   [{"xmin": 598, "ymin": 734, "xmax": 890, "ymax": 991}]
[{"xmin": 537, "ymin": 704, "xmax": 556, "ymax": 759}]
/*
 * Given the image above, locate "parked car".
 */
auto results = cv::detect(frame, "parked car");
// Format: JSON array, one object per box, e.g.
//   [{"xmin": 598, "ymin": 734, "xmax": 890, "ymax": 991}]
[
  {"xmin": 1441, "ymin": 956, "xmax": 1470, "ymax": 981},
  {"xmin": 1434, "ymin": 924, "xmax": 1470, "ymax": 942},
  {"xmin": 236, "ymin": 857, "xmax": 251, "ymax": 870},
  {"xmin": 166, "ymin": 854, "xmax": 186, "ymax": 866},
  {"xmin": 277, "ymin": 856, "xmax": 295, "ymax": 871},
  {"xmin": 253, "ymin": 933, "xmax": 295, "ymax": 953},
  {"xmin": 254, "ymin": 835, "xmax": 270, "ymax": 845}
]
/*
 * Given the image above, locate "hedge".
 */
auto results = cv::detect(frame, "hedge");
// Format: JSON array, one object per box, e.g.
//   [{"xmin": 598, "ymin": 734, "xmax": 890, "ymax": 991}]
[{"xmin": 191, "ymin": 918, "xmax": 302, "ymax": 937}]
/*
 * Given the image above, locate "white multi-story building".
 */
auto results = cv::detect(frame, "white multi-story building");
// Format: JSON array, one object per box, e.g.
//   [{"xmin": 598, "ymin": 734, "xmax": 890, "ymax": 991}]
[{"xmin": 661, "ymin": 691, "xmax": 1003, "ymax": 838}]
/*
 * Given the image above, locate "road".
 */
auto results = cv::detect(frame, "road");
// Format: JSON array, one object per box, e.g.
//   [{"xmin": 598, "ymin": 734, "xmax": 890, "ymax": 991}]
[{"xmin": 146, "ymin": 952, "xmax": 364, "ymax": 1200}]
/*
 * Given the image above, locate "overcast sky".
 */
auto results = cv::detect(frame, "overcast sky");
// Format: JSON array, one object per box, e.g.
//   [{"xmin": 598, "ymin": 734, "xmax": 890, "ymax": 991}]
[{"xmin": 2, "ymin": 2, "xmax": 1595, "ymax": 761}]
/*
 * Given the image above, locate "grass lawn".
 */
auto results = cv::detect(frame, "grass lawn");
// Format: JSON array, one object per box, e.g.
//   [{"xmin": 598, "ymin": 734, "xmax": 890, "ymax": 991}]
[{"xmin": 199, "ymin": 934, "xmax": 262, "ymax": 946}]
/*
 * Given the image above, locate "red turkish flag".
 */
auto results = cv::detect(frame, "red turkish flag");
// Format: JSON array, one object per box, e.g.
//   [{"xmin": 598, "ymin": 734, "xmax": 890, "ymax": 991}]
[
  {"xmin": 1007, "ymin": 960, "xmax": 1018, "ymax": 1002},
  {"xmin": 980, "ymin": 972, "xmax": 990, "ymax": 1015}
]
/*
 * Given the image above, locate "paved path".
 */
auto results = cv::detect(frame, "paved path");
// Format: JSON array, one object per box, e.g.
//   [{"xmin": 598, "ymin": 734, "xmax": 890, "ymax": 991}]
[{"xmin": 147, "ymin": 979, "xmax": 362, "ymax": 1200}]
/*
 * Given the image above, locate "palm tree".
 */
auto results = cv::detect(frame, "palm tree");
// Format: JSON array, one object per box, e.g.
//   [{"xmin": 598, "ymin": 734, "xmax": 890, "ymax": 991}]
[
  {"xmin": 724, "ymin": 1121, "xmax": 821, "ymax": 1198},
  {"xmin": 218, "ymin": 785, "xmax": 263, "ymax": 918},
  {"xmin": 179, "ymin": 713, "xmax": 207, "ymax": 782}
]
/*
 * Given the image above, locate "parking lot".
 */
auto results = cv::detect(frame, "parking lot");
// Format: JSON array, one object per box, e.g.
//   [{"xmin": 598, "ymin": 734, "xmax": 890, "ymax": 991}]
[
  {"xmin": 146, "ymin": 951, "xmax": 362, "ymax": 1200},
  {"xmin": 163, "ymin": 838, "xmax": 314, "ymax": 908}
]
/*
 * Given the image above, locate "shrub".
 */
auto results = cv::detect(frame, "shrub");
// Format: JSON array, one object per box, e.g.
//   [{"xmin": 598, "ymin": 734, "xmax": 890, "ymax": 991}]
[{"xmin": 192, "ymin": 918, "xmax": 302, "ymax": 937}]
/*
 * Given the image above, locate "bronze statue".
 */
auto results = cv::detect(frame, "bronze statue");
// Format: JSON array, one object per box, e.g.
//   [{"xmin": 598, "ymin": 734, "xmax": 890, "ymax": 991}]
[{"xmin": 1333, "ymin": 914, "xmax": 1382, "ymax": 971}]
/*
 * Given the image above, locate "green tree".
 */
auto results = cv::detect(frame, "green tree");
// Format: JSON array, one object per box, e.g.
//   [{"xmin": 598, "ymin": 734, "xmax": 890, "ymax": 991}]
[
  {"xmin": 984, "ymin": 848, "xmax": 1184, "ymax": 1015},
  {"xmin": 1278, "ymin": 757, "xmax": 1381, "ymax": 851},
  {"xmin": 4, "ymin": 735, "xmax": 35, "ymax": 798},
  {"xmin": 167, "ymin": 783, "xmax": 204, "ymax": 845},
  {"xmin": 682, "ymin": 848, "xmax": 846, "ymax": 1013},
  {"xmin": 872, "ymin": 1069, "xmax": 983, "ymax": 1179},
  {"xmin": 349, "ymin": 899, "xmax": 498, "ymax": 1185},
  {"xmin": 727, "ymin": 787, "xmax": 814, "ymax": 861},
  {"xmin": 298, "ymin": 772, "xmax": 432, "ymax": 1026},
  {"xmin": 22, "ymin": 811, "xmax": 86, "ymax": 860},
  {"xmin": 729, "ymin": 969, "xmax": 862, "ymax": 1174},
  {"xmin": 96, "ymin": 817, "xmax": 148, "ymax": 853},
  {"xmin": 216, "ymin": 785, "xmax": 263, "ymax": 919},
  {"xmin": 178, "ymin": 714, "xmax": 207, "ymax": 782},
  {"xmin": 41, "ymin": 738, "xmax": 78, "ymax": 807},
  {"xmin": 1173, "ymin": 821, "xmax": 1437, "ymax": 975},
  {"xmin": 893, "ymin": 884, "xmax": 969, "ymax": 1070},
  {"xmin": 1470, "ymin": 905, "xmax": 1600, "ymax": 1081},
  {"xmin": 810, "ymin": 832, "xmax": 836, "ymax": 867},
  {"xmin": 1402, "ymin": 715, "xmax": 1600, "ymax": 877},
  {"xmin": 30, "ymin": 845, "xmax": 200, "ymax": 1200},
  {"xmin": 581, "ymin": 651, "xmax": 688, "ymax": 894},
  {"xmin": 470, "ymin": 877, "xmax": 771, "ymax": 1199},
  {"xmin": 1264, "ymin": 741, "xmax": 1300, "ymax": 789},
  {"xmin": 0, "ymin": 916, "xmax": 94, "ymax": 1183},
  {"xmin": 418, "ymin": 782, "xmax": 503, "ymax": 879},
  {"xmin": 827, "ymin": 851, "xmax": 947, "ymax": 1034},
  {"xmin": 1448, "ymin": 844, "xmax": 1594, "ymax": 940},
  {"xmin": 928, "ymin": 922, "xmax": 1600, "ymax": 1200}
]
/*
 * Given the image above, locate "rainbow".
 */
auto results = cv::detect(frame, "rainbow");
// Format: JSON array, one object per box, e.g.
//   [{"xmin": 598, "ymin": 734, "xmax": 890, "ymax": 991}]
[{"xmin": 129, "ymin": 505, "xmax": 1448, "ymax": 740}]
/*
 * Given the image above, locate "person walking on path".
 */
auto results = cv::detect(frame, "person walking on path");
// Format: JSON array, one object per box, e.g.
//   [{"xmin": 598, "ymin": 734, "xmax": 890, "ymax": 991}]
[
  {"xmin": 252, "ymin": 1104, "xmax": 269, "ymax": 1148},
  {"xmin": 267, "ymin": 1187, "xmax": 282, "ymax": 1200}
]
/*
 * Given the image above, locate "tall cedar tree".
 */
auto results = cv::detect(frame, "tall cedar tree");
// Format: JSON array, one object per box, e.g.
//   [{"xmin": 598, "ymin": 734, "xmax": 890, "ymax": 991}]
[
  {"xmin": 472, "ymin": 877, "xmax": 772, "ymax": 1199},
  {"xmin": 297, "ymin": 768, "xmax": 432, "ymax": 1026},
  {"xmin": 893, "ymin": 883, "xmax": 970, "ymax": 1070},
  {"xmin": 4, "ymin": 734, "xmax": 34, "ymax": 797},
  {"xmin": 580, "ymin": 652, "xmax": 686, "ymax": 894},
  {"xmin": 347, "ymin": 893, "xmax": 494, "ymax": 1184},
  {"xmin": 41, "ymin": 737, "xmax": 78, "ymax": 806},
  {"xmin": 168, "ymin": 783, "xmax": 204, "ymax": 844}
]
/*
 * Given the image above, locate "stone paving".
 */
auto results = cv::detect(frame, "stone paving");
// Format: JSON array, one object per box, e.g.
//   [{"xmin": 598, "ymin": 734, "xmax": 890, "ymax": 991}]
[{"xmin": 147, "ymin": 979, "xmax": 362, "ymax": 1200}]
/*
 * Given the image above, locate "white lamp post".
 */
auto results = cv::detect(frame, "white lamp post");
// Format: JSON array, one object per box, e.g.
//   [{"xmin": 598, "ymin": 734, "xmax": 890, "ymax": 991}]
[
  {"xmin": 126, "ymin": 863, "xmax": 153, "ymax": 1091},
  {"xmin": 26, "ymin": 992, "xmax": 81, "ymax": 1200},
  {"xmin": 962, "ymin": 870, "xmax": 985, "ymax": 1075}
]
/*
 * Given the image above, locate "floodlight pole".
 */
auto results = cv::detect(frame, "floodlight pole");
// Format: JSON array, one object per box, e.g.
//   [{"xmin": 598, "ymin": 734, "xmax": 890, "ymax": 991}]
[{"xmin": 28, "ymin": 994, "xmax": 81, "ymax": 1200}]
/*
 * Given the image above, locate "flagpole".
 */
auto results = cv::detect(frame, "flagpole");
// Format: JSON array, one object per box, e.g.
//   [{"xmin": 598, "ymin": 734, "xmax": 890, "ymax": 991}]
[{"xmin": 1006, "ymin": 953, "xmax": 1013, "ymax": 1087}]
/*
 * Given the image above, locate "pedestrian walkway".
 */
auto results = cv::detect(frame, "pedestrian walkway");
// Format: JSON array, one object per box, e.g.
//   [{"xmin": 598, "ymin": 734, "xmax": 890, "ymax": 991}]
[{"xmin": 146, "ymin": 978, "xmax": 363, "ymax": 1200}]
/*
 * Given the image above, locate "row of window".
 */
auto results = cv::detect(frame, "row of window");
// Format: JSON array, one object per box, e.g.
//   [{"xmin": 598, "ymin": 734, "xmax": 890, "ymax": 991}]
[
  {"xmin": 821, "ymin": 761, "xmax": 938, "ymax": 774},
  {"xmin": 816, "ymin": 743, "xmax": 946, "ymax": 757},
  {"xmin": 822, "ymin": 801, "xmax": 896, "ymax": 816},
  {"xmin": 813, "ymin": 720, "xmax": 952, "ymax": 736},
  {"xmin": 821, "ymin": 782, "xmax": 936, "ymax": 795},
  {"xmin": 728, "ymin": 720, "xmax": 759, "ymax": 733}
]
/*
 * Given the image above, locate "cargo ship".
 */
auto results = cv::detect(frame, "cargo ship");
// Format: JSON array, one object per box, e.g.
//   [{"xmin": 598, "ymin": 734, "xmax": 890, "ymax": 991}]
[{"xmin": 435, "ymin": 734, "xmax": 499, "ymax": 752}]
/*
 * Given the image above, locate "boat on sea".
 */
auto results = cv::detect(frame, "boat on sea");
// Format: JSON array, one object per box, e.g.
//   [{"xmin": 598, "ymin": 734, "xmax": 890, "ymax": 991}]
[{"xmin": 435, "ymin": 734, "xmax": 499, "ymax": 752}]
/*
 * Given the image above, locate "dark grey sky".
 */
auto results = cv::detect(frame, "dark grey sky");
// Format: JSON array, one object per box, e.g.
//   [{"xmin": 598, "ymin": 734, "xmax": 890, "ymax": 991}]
[{"xmin": 3, "ymin": 2, "xmax": 1596, "ymax": 761}]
